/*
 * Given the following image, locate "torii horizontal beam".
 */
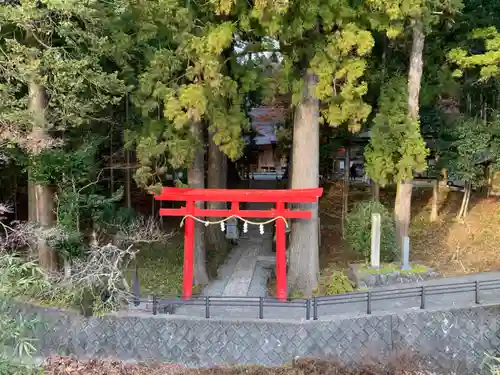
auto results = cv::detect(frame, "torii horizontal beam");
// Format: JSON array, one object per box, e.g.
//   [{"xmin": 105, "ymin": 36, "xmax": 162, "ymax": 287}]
[{"xmin": 155, "ymin": 187, "xmax": 323, "ymax": 203}]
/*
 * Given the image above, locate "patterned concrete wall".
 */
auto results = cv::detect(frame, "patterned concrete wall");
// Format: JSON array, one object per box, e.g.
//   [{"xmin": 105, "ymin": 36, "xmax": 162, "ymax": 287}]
[{"xmin": 6, "ymin": 301, "xmax": 500, "ymax": 374}]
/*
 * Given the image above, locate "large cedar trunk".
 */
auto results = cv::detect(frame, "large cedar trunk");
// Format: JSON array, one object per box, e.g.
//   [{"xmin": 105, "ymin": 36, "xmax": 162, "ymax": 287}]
[
  {"xmin": 287, "ymin": 71, "xmax": 320, "ymax": 295},
  {"xmin": 206, "ymin": 132, "xmax": 228, "ymax": 255},
  {"xmin": 189, "ymin": 122, "xmax": 209, "ymax": 285},
  {"xmin": 394, "ymin": 18, "xmax": 425, "ymax": 250},
  {"xmin": 29, "ymin": 79, "xmax": 58, "ymax": 271}
]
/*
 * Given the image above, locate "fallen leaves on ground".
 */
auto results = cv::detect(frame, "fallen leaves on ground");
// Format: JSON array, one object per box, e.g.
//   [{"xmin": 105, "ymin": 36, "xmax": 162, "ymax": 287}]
[
  {"xmin": 40, "ymin": 356, "xmax": 437, "ymax": 375},
  {"xmin": 42, "ymin": 356, "xmax": 185, "ymax": 375}
]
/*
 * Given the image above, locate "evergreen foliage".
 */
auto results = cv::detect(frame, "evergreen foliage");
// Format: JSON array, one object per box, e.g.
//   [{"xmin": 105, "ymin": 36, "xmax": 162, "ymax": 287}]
[
  {"xmin": 345, "ymin": 200, "xmax": 398, "ymax": 262},
  {"xmin": 364, "ymin": 77, "xmax": 429, "ymax": 186},
  {"xmin": 0, "ymin": 0, "xmax": 127, "ymax": 147},
  {"xmin": 2, "ymin": 0, "xmax": 500, "ymax": 296}
]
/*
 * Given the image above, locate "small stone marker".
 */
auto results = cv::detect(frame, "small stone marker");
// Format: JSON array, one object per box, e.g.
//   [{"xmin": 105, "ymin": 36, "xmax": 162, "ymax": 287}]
[
  {"xmin": 370, "ymin": 213, "xmax": 381, "ymax": 269},
  {"xmin": 225, "ymin": 217, "xmax": 239, "ymax": 240},
  {"xmin": 401, "ymin": 236, "xmax": 411, "ymax": 271}
]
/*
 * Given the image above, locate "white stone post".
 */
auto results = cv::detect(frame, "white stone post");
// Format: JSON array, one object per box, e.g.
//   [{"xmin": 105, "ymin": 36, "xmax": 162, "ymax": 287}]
[
  {"xmin": 370, "ymin": 213, "xmax": 381, "ymax": 269},
  {"xmin": 401, "ymin": 236, "xmax": 411, "ymax": 271}
]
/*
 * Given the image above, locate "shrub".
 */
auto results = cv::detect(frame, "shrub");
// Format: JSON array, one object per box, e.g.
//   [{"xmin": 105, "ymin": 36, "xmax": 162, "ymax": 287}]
[
  {"xmin": 0, "ymin": 254, "xmax": 51, "ymax": 298},
  {"xmin": 345, "ymin": 200, "xmax": 398, "ymax": 262},
  {"xmin": 0, "ymin": 300, "xmax": 41, "ymax": 374},
  {"xmin": 325, "ymin": 271, "xmax": 354, "ymax": 295},
  {"xmin": 0, "ymin": 250, "xmax": 128, "ymax": 317}
]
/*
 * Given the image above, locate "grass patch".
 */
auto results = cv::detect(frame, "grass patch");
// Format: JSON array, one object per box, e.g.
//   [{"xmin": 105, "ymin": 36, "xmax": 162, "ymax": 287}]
[
  {"xmin": 314, "ymin": 269, "xmax": 355, "ymax": 296},
  {"xmin": 127, "ymin": 231, "xmax": 233, "ymax": 297},
  {"xmin": 358, "ymin": 263, "xmax": 429, "ymax": 275},
  {"xmin": 268, "ymin": 268, "xmax": 355, "ymax": 298},
  {"xmin": 126, "ymin": 234, "xmax": 186, "ymax": 297}
]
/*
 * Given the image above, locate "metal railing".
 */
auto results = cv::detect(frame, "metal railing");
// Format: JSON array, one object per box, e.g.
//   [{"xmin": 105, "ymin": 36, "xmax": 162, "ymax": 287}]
[{"xmin": 131, "ymin": 278, "xmax": 500, "ymax": 320}]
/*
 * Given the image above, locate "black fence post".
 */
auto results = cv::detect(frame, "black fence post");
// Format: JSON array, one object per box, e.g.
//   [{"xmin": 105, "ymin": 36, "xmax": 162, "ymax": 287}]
[
  {"xmin": 475, "ymin": 281, "xmax": 480, "ymax": 304},
  {"xmin": 152, "ymin": 295, "xmax": 157, "ymax": 315},
  {"xmin": 259, "ymin": 297, "xmax": 264, "ymax": 319},
  {"xmin": 367, "ymin": 291, "xmax": 372, "ymax": 314},
  {"xmin": 313, "ymin": 297, "xmax": 318, "ymax": 320},
  {"xmin": 205, "ymin": 296, "xmax": 210, "ymax": 318},
  {"xmin": 420, "ymin": 286, "xmax": 426, "ymax": 309},
  {"xmin": 306, "ymin": 299, "xmax": 311, "ymax": 320}
]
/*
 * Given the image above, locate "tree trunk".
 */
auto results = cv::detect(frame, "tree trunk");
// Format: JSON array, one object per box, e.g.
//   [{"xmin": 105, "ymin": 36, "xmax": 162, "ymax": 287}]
[
  {"xmin": 206, "ymin": 132, "xmax": 228, "ymax": 254},
  {"xmin": 407, "ymin": 19, "xmax": 425, "ymax": 120},
  {"xmin": 28, "ymin": 181, "xmax": 36, "ymax": 221},
  {"xmin": 341, "ymin": 147, "xmax": 350, "ymax": 239},
  {"xmin": 394, "ymin": 18, "xmax": 425, "ymax": 250},
  {"xmin": 189, "ymin": 122, "xmax": 209, "ymax": 285},
  {"xmin": 221, "ymin": 153, "xmax": 228, "ymax": 189},
  {"xmin": 110, "ymin": 131, "xmax": 114, "ymax": 193},
  {"xmin": 125, "ymin": 149, "xmax": 132, "ymax": 209},
  {"xmin": 124, "ymin": 95, "xmax": 132, "ymax": 209},
  {"xmin": 394, "ymin": 182, "xmax": 413, "ymax": 252},
  {"xmin": 287, "ymin": 71, "xmax": 320, "ymax": 296},
  {"xmin": 372, "ymin": 182, "xmax": 380, "ymax": 202},
  {"xmin": 287, "ymin": 148, "xmax": 293, "ymax": 189},
  {"xmin": 27, "ymin": 177, "xmax": 37, "ymax": 258},
  {"xmin": 463, "ymin": 181, "xmax": 472, "ymax": 219},
  {"xmin": 456, "ymin": 182, "xmax": 468, "ymax": 220},
  {"xmin": 441, "ymin": 168, "xmax": 447, "ymax": 185},
  {"xmin": 29, "ymin": 79, "xmax": 58, "ymax": 272},
  {"xmin": 485, "ymin": 164, "xmax": 492, "ymax": 197},
  {"xmin": 430, "ymin": 179, "xmax": 439, "ymax": 222}
]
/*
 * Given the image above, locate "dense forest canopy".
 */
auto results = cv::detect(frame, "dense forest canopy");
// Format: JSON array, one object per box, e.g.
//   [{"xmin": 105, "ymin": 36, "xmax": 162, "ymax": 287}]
[{"xmin": 1, "ymin": 0, "xmax": 500, "ymax": 299}]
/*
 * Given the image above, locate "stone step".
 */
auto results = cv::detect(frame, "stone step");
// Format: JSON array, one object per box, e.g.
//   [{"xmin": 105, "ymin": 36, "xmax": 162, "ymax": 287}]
[
  {"xmin": 257, "ymin": 255, "xmax": 276, "ymax": 268},
  {"xmin": 222, "ymin": 245, "xmax": 260, "ymax": 297},
  {"xmin": 257, "ymin": 253, "xmax": 289, "ymax": 269}
]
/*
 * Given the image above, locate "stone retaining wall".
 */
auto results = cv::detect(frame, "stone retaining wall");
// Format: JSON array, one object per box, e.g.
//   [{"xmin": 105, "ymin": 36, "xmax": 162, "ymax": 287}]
[{"xmin": 6, "ymin": 301, "xmax": 500, "ymax": 374}]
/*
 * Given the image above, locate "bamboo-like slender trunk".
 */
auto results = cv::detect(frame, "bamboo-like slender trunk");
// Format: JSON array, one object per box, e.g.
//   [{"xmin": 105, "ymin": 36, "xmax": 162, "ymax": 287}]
[{"xmin": 29, "ymin": 78, "xmax": 57, "ymax": 272}]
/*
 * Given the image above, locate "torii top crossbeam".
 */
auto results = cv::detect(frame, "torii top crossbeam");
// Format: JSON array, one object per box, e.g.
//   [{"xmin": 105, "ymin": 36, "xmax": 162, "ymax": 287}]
[{"xmin": 155, "ymin": 187, "xmax": 323, "ymax": 203}]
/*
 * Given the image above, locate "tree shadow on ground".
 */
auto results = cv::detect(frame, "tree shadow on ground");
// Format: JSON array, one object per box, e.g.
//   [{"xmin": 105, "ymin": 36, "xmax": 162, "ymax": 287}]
[
  {"xmin": 318, "ymin": 180, "xmax": 500, "ymax": 278},
  {"xmin": 406, "ymin": 187, "xmax": 500, "ymax": 276}
]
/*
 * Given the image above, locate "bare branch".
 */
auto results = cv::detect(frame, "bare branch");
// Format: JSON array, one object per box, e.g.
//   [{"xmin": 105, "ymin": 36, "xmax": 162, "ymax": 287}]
[
  {"xmin": 115, "ymin": 216, "xmax": 176, "ymax": 246},
  {"xmin": 0, "ymin": 203, "xmax": 12, "ymax": 217},
  {"xmin": 51, "ymin": 243, "xmax": 139, "ymax": 311},
  {"xmin": 0, "ymin": 121, "xmax": 63, "ymax": 154}
]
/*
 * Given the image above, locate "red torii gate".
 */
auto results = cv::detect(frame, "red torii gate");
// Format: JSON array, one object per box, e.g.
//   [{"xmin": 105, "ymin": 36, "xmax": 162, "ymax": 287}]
[{"xmin": 155, "ymin": 187, "xmax": 323, "ymax": 301}]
